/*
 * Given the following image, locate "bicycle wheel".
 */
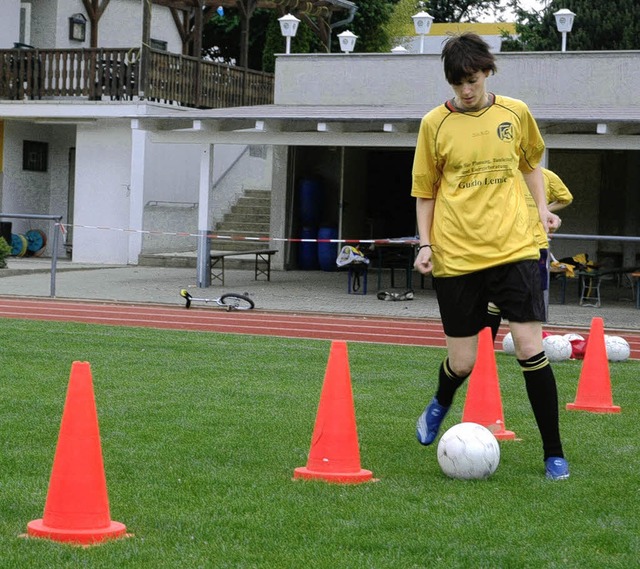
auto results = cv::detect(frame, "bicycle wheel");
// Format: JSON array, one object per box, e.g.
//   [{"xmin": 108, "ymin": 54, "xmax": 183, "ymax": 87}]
[{"xmin": 219, "ymin": 293, "xmax": 254, "ymax": 310}]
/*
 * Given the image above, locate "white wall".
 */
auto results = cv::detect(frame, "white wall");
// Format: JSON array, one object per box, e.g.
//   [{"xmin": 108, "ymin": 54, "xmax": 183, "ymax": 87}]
[
  {"xmin": 98, "ymin": 0, "xmax": 182, "ymax": 52},
  {"xmin": 30, "ymin": 0, "xmax": 57, "ymax": 48},
  {"xmin": 0, "ymin": 0, "xmax": 21, "ymax": 48},
  {"xmin": 22, "ymin": 0, "xmax": 181, "ymax": 51},
  {"xmin": 73, "ymin": 121, "xmax": 132, "ymax": 263},
  {"xmin": 275, "ymin": 51, "xmax": 640, "ymax": 109}
]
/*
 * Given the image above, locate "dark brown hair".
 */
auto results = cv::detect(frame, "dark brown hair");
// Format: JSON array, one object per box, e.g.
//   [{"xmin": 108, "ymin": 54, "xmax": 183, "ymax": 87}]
[{"xmin": 441, "ymin": 32, "xmax": 497, "ymax": 85}]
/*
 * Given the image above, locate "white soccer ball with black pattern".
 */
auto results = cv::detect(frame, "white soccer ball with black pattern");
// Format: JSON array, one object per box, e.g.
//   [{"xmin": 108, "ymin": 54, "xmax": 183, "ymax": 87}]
[
  {"xmin": 563, "ymin": 333, "xmax": 585, "ymax": 343},
  {"xmin": 502, "ymin": 332, "xmax": 515, "ymax": 355},
  {"xmin": 542, "ymin": 334, "xmax": 572, "ymax": 362},
  {"xmin": 604, "ymin": 335, "xmax": 630, "ymax": 362},
  {"xmin": 437, "ymin": 422, "xmax": 500, "ymax": 480}
]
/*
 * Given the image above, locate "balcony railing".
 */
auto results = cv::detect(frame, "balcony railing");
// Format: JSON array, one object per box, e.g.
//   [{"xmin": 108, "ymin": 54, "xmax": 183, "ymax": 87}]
[{"xmin": 0, "ymin": 47, "xmax": 274, "ymax": 108}]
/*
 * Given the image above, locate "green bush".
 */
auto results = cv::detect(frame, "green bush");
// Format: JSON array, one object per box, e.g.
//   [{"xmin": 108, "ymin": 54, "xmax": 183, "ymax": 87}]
[{"xmin": 0, "ymin": 236, "xmax": 11, "ymax": 268}]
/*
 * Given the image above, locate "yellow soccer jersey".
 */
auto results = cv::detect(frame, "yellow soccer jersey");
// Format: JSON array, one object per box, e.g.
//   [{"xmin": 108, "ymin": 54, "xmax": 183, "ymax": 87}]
[
  {"xmin": 412, "ymin": 94, "xmax": 545, "ymax": 277},
  {"xmin": 543, "ymin": 168, "xmax": 573, "ymax": 206}
]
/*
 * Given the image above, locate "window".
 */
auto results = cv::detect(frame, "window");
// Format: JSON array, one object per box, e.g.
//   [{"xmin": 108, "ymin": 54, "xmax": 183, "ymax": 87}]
[
  {"xmin": 149, "ymin": 38, "xmax": 168, "ymax": 51},
  {"xmin": 23, "ymin": 141, "xmax": 48, "ymax": 172},
  {"xmin": 249, "ymin": 145, "xmax": 267, "ymax": 159}
]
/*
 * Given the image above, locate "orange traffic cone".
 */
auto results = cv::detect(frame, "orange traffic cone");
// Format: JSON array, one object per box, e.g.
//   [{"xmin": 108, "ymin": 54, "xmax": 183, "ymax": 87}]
[
  {"xmin": 462, "ymin": 327, "xmax": 516, "ymax": 440},
  {"xmin": 27, "ymin": 361, "xmax": 127, "ymax": 545},
  {"xmin": 567, "ymin": 317, "xmax": 621, "ymax": 413},
  {"xmin": 294, "ymin": 341, "xmax": 374, "ymax": 483}
]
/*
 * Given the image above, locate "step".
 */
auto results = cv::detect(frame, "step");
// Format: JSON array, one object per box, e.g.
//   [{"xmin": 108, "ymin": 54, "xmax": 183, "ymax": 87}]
[
  {"xmin": 244, "ymin": 189, "xmax": 271, "ymax": 198},
  {"xmin": 215, "ymin": 221, "xmax": 271, "ymax": 233},
  {"xmin": 230, "ymin": 204, "xmax": 271, "ymax": 216},
  {"xmin": 235, "ymin": 197, "xmax": 270, "ymax": 206},
  {"xmin": 222, "ymin": 212, "xmax": 271, "ymax": 224}
]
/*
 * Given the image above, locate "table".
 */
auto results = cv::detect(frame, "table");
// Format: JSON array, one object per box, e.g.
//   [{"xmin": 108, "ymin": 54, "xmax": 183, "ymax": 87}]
[
  {"xmin": 577, "ymin": 266, "xmax": 640, "ymax": 307},
  {"xmin": 209, "ymin": 249, "xmax": 278, "ymax": 286}
]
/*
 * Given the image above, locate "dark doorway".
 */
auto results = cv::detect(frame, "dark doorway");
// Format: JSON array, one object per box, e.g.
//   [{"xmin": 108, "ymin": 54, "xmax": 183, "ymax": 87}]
[{"xmin": 366, "ymin": 150, "xmax": 415, "ymax": 239}]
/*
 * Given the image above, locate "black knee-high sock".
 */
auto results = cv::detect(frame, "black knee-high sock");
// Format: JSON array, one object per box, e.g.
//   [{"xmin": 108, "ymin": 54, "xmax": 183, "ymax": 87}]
[
  {"xmin": 486, "ymin": 305, "xmax": 502, "ymax": 343},
  {"xmin": 435, "ymin": 358, "xmax": 469, "ymax": 408},
  {"xmin": 518, "ymin": 351, "xmax": 564, "ymax": 460}
]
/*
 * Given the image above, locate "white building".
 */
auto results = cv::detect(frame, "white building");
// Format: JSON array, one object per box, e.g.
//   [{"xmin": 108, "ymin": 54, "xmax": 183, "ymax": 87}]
[{"xmin": 1, "ymin": 1, "xmax": 639, "ymax": 284}]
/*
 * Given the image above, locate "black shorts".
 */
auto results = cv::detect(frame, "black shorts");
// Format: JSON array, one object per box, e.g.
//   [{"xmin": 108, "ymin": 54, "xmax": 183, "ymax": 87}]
[{"xmin": 433, "ymin": 260, "xmax": 546, "ymax": 337}]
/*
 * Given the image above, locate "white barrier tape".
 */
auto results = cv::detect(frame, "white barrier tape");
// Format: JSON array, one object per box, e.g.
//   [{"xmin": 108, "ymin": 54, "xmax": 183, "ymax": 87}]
[{"xmin": 56, "ymin": 223, "xmax": 418, "ymax": 245}]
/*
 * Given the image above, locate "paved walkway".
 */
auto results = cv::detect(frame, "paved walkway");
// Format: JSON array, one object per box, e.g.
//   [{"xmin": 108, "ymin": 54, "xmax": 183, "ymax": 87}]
[{"xmin": 0, "ymin": 257, "xmax": 638, "ymax": 331}]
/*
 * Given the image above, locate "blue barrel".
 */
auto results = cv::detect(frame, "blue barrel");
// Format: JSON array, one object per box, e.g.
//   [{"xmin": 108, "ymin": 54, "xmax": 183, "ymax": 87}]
[
  {"xmin": 298, "ymin": 178, "xmax": 322, "ymax": 227},
  {"xmin": 298, "ymin": 227, "xmax": 319, "ymax": 270},
  {"xmin": 317, "ymin": 226, "xmax": 338, "ymax": 272}
]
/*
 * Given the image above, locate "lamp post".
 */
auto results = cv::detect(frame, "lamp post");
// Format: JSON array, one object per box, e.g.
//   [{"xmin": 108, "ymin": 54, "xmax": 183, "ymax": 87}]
[
  {"xmin": 278, "ymin": 14, "xmax": 300, "ymax": 55},
  {"xmin": 412, "ymin": 10, "xmax": 434, "ymax": 54},
  {"xmin": 553, "ymin": 8, "xmax": 575, "ymax": 52},
  {"xmin": 337, "ymin": 30, "xmax": 358, "ymax": 54}
]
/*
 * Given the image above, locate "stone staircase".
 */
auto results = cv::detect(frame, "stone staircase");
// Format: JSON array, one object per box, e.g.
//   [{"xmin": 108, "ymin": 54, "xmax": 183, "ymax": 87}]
[
  {"xmin": 211, "ymin": 189, "xmax": 272, "ymax": 252},
  {"xmin": 139, "ymin": 189, "xmax": 272, "ymax": 268}
]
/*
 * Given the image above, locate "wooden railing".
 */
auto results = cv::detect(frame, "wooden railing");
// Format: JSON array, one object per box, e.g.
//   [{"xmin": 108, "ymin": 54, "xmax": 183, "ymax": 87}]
[
  {"xmin": 0, "ymin": 47, "xmax": 274, "ymax": 108},
  {"xmin": 145, "ymin": 50, "xmax": 274, "ymax": 108}
]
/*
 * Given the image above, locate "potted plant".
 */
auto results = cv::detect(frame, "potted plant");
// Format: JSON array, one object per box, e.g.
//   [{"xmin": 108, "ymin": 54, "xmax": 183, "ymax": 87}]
[{"xmin": 0, "ymin": 237, "xmax": 12, "ymax": 268}]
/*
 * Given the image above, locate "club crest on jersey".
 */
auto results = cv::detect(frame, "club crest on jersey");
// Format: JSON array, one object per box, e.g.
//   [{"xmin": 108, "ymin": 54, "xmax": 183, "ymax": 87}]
[{"xmin": 497, "ymin": 122, "xmax": 514, "ymax": 141}]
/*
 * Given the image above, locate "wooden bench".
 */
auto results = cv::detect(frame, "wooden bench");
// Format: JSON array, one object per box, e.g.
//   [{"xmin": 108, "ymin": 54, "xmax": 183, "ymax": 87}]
[{"xmin": 210, "ymin": 249, "xmax": 278, "ymax": 285}]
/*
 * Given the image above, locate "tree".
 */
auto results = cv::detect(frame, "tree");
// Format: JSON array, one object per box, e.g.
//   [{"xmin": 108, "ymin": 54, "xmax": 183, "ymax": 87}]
[
  {"xmin": 202, "ymin": 8, "xmax": 274, "ymax": 68},
  {"xmin": 262, "ymin": 14, "xmax": 324, "ymax": 73},
  {"xmin": 203, "ymin": 0, "xmax": 398, "ymax": 69},
  {"xmin": 501, "ymin": 0, "xmax": 640, "ymax": 51},
  {"xmin": 347, "ymin": 0, "xmax": 395, "ymax": 54},
  {"xmin": 384, "ymin": 0, "xmax": 504, "ymax": 52},
  {"xmin": 426, "ymin": 0, "xmax": 503, "ymax": 22}
]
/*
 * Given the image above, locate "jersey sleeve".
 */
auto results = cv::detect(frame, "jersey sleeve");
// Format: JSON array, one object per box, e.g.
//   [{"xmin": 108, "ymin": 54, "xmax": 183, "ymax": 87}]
[
  {"xmin": 411, "ymin": 113, "xmax": 440, "ymax": 199},
  {"xmin": 543, "ymin": 169, "xmax": 574, "ymax": 204},
  {"xmin": 517, "ymin": 103, "xmax": 545, "ymax": 173}
]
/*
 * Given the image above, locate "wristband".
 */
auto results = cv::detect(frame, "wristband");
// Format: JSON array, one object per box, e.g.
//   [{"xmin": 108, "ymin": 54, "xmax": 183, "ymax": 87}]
[{"xmin": 416, "ymin": 244, "xmax": 432, "ymax": 252}]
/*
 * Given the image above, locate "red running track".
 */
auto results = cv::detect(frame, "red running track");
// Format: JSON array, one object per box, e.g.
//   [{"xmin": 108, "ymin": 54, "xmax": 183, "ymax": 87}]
[{"xmin": 0, "ymin": 297, "xmax": 638, "ymax": 359}]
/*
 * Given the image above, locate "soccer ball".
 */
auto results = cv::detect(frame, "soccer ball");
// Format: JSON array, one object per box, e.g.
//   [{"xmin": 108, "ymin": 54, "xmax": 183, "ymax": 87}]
[
  {"xmin": 563, "ymin": 333, "xmax": 585, "ymax": 343},
  {"xmin": 502, "ymin": 332, "xmax": 515, "ymax": 355},
  {"xmin": 542, "ymin": 334, "xmax": 572, "ymax": 362},
  {"xmin": 437, "ymin": 422, "xmax": 500, "ymax": 480},
  {"xmin": 604, "ymin": 335, "xmax": 630, "ymax": 362}
]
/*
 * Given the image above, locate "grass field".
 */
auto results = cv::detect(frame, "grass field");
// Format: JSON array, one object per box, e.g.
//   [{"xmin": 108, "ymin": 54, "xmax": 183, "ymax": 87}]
[{"xmin": 0, "ymin": 318, "xmax": 638, "ymax": 568}]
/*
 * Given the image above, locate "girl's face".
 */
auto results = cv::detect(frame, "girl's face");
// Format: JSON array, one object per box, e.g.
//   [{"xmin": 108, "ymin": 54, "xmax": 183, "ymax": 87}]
[{"xmin": 451, "ymin": 70, "xmax": 490, "ymax": 111}]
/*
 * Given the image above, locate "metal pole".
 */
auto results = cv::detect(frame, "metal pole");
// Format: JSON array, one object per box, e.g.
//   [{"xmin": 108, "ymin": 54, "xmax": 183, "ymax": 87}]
[
  {"xmin": 196, "ymin": 229, "xmax": 210, "ymax": 287},
  {"xmin": 338, "ymin": 147, "xmax": 345, "ymax": 244},
  {"xmin": 49, "ymin": 220, "xmax": 61, "ymax": 297},
  {"xmin": 561, "ymin": 32, "xmax": 567, "ymax": 52}
]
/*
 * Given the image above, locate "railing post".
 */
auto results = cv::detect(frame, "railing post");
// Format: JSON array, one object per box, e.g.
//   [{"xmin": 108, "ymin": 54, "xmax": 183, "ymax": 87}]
[{"xmin": 140, "ymin": 0, "xmax": 152, "ymax": 98}]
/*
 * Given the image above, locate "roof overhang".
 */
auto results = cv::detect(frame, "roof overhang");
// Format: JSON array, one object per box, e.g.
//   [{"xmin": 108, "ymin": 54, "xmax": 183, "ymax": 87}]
[{"xmin": 2, "ymin": 101, "xmax": 639, "ymax": 148}]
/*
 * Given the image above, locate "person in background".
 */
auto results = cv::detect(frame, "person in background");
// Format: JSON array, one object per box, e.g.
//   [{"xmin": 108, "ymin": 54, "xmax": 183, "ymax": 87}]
[
  {"xmin": 412, "ymin": 32, "xmax": 569, "ymax": 480},
  {"xmin": 486, "ymin": 168, "xmax": 574, "ymax": 340}
]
